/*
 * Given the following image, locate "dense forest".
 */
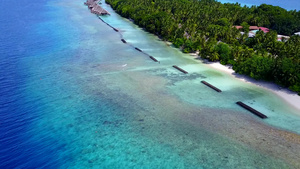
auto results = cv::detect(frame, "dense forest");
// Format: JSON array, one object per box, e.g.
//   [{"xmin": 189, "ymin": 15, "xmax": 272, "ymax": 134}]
[{"xmin": 105, "ymin": 0, "xmax": 300, "ymax": 94}]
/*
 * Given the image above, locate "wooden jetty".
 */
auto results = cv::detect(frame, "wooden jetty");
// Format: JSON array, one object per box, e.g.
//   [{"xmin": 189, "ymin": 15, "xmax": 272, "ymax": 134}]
[
  {"xmin": 172, "ymin": 65, "xmax": 188, "ymax": 74},
  {"xmin": 112, "ymin": 27, "xmax": 119, "ymax": 32},
  {"xmin": 236, "ymin": 101, "xmax": 268, "ymax": 119},
  {"xmin": 201, "ymin": 81, "xmax": 222, "ymax": 92},
  {"xmin": 84, "ymin": 0, "xmax": 110, "ymax": 15},
  {"xmin": 135, "ymin": 47, "xmax": 142, "ymax": 52},
  {"xmin": 121, "ymin": 39, "xmax": 127, "ymax": 43},
  {"xmin": 149, "ymin": 56, "xmax": 158, "ymax": 62}
]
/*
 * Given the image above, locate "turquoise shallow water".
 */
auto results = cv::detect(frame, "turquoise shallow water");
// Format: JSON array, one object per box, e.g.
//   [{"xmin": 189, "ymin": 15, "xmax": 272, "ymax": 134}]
[
  {"xmin": 1, "ymin": 0, "xmax": 300, "ymax": 168},
  {"xmin": 99, "ymin": 1, "xmax": 300, "ymax": 135}
]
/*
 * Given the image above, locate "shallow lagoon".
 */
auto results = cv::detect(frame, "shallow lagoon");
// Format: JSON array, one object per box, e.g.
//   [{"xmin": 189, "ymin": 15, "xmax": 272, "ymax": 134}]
[{"xmin": 1, "ymin": 0, "xmax": 300, "ymax": 168}]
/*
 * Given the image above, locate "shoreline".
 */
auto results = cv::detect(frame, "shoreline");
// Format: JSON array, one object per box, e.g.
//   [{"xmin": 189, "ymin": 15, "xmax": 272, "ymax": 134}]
[
  {"xmin": 203, "ymin": 60, "xmax": 300, "ymax": 112},
  {"xmin": 168, "ymin": 45, "xmax": 300, "ymax": 113},
  {"xmin": 98, "ymin": 3, "xmax": 300, "ymax": 112}
]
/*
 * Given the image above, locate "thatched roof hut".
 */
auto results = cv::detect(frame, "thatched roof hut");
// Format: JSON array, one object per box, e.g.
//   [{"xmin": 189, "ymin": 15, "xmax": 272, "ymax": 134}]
[
  {"xmin": 84, "ymin": 0, "xmax": 110, "ymax": 15},
  {"xmin": 91, "ymin": 5, "xmax": 110, "ymax": 15},
  {"xmin": 88, "ymin": 2, "xmax": 98, "ymax": 9},
  {"xmin": 84, "ymin": 0, "xmax": 96, "ymax": 6}
]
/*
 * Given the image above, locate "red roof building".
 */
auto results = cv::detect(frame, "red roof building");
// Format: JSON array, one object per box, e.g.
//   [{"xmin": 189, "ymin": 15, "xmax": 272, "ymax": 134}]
[
  {"xmin": 233, "ymin": 26, "xmax": 243, "ymax": 29},
  {"xmin": 259, "ymin": 27, "xmax": 270, "ymax": 33},
  {"xmin": 249, "ymin": 26, "xmax": 259, "ymax": 30}
]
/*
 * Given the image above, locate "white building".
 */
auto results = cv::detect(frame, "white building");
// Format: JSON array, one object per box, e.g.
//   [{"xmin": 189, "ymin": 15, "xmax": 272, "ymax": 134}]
[{"xmin": 277, "ymin": 35, "xmax": 290, "ymax": 41}]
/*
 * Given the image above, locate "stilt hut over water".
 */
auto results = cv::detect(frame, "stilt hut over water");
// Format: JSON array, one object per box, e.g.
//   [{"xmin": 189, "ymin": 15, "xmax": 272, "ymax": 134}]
[
  {"xmin": 84, "ymin": 0, "xmax": 97, "ymax": 6},
  {"xmin": 84, "ymin": 0, "xmax": 110, "ymax": 15}
]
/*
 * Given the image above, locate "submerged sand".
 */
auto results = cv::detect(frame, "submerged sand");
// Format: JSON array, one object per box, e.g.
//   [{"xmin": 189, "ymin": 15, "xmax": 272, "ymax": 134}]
[
  {"xmin": 69, "ymin": 1, "xmax": 300, "ymax": 167},
  {"xmin": 206, "ymin": 61, "xmax": 300, "ymax": 112}
]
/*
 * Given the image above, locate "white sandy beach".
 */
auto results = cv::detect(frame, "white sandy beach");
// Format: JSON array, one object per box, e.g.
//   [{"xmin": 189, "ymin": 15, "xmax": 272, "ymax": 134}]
[{"xmin": 206, "ymin": 61, "xmax": 300, "ymax": 111}]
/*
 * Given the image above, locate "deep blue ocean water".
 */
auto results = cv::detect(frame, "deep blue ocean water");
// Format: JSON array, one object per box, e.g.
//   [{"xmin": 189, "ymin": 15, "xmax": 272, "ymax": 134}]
[
  {"xmin": 0, "ymin": 0, "xmax": 78, "ymax": 167},
  {"xmin": 1, "ymin": 0, "xmax": 300, "ymax": 168}
]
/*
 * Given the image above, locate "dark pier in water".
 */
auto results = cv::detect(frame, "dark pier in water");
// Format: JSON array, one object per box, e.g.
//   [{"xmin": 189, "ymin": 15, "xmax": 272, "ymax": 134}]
[
  {"xmin": 149, "ymin": 56, "xmax": 158, "ymax": 62},
  {"xmin": 112, "ymin": 27, "xmax": 119, "ymax": 32},
  {"xmin": 236, "ymin": 101, "xmax": 268, "ymax": 119},
  {"xmin": 95, "ymin": 7, "xmax": 161, "ymax": 64},
  {"xmin": 201, "ymin": 81, "xmax": 222, "ymax": 92},
  {"xmin": 104, "ymin": 23, "xmax": 118, "ymax": 32},
  {"xmin": 121, "ymin": 39, "xmax": 127, "ymax": 43},
  {"xmin": 135, "ymin": 47, "xmax": 142, "ymax": 52},
  {"xmin": 172, "ymin": 65, "xmax": 188, "ymax": 74}
]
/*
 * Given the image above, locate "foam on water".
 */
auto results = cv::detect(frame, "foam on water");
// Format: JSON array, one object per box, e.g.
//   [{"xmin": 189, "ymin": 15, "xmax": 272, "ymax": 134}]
[{"xmin": 1, "ymin": 0, "xmax": 300, "ymax": 168}]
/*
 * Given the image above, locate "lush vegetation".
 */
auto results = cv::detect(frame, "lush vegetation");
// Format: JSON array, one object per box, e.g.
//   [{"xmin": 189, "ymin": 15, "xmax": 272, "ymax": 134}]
[{"xmin": 105, "ymin": 0, "xmax": 300, "ymax": 94}]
